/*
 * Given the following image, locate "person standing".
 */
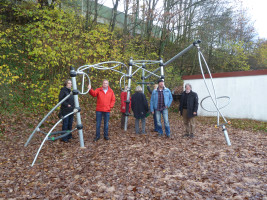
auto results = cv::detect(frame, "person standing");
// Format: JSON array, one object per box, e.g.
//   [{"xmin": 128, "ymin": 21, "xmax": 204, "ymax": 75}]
[
  {"xmin": 131, "ymin": 86, "xmax": 149, "ymax": 134},
  {"xmin": 59, "ymin": 79, "xmax": 74, "ymax": 142},
  {"xmin": 179, "ymin": 83, "xmax": 198, "ymax": 138},
  {"xmin": 120, "ymin": 86, "xmax": 131, "ymax": 129},
  {"xmin": 88, "ymin": 79, "xmax": 116, "ymax": 141},
  {"xmin": 147, "ymin": 84, "xmax": 159, "ymax": 132},
  {"xmin": 150, "ymin": 79, "xmax": 173, "ymax": 137}
]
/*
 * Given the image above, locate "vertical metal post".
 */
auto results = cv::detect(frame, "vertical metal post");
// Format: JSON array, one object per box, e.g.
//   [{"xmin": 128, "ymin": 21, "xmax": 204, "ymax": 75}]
[
  {"xmin": 222, "ymin": 125, "xmax": 231, "ymax": 146},
  {"xmin": 160, "ymin": 58, "xmax": 164, "ymax": 81},
  {"xmin": 124, "ymin": 58, "xmax": 133, "ymax": 131},
  {"xmin": 70, "ymin": 66, "xmax": 85, "ymax": 148},
  {"xmin": 142, "ymin": 63, "xmax": 145, "ymax": 93}
]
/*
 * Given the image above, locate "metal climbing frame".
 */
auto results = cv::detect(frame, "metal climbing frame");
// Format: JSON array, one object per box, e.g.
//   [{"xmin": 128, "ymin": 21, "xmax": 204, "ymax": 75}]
[{"xmin": 26, "ymin": 39, "xmax": 232, "ymax": 166}]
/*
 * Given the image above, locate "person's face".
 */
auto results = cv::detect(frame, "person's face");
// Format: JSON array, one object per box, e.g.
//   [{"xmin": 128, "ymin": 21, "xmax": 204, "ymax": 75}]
[
  {"xmin": 102, "ymin": 80, "xmax": 109, "ymax": 89},
  {"xmin": 66, "ymin": 81, "xmax": 72, "ymax": 89},
  {"xmin": 158, "ymin": 82, "xmax": 164, "ymax": 88},
  {"xmin": 185, "ymin": 85, "xmax": 191, "ymax": 91}
]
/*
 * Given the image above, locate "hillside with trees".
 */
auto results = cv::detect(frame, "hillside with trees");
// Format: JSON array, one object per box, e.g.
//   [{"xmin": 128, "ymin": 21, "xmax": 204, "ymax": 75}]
[{"xmin": 1, "ymin": 0, "xmax": 266, "ymax": 112}]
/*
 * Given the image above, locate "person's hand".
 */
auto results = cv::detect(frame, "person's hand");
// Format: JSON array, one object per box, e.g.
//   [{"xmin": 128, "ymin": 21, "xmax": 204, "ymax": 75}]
[
  {"xmin": 88, "ymin": 84, "xmax": 91, "ymax": 90},
  {"xmin": 193, "ymin": 112, "xmax": 197, "ymax": 115},
  {"xmin": 152, "ymin": 112, "xmax": 154, "ymax": 115},
  {"xmin": 122, "ymin": 106, "xmax": 125, "ymax": 109},
  {"xmin": 68, "ymin": 104, "xmax": 71, "ymax": 107}
]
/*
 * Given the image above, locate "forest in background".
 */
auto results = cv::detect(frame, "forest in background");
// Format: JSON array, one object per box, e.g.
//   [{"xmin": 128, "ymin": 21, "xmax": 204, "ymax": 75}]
[{"xmin": 1, "ymin": 0, "xmax": 266, "ymax": 113}]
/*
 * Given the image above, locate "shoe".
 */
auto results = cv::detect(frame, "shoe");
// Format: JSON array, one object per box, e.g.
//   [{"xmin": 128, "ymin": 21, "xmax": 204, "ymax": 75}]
[
  {"xmin": 104, "ymin": 137, "xmax": 110, "ymax": 140},
  {"xmin": 93, "ymin": 137, "xmax": 100, "ymax": 142},
  {"xmin": 183, "ymin": 133, "xmax": 190, "ymax": 137},
  {"xmin": 158, "ymin": 133, "xmax": 163, "ymax": 137},
  {"xmin": 62, "ymin": 140, "xmax": 69, "ymax": 143},
  {"xmin": 189, "ymin": 133, "xmax": 194, "ymax": 138},
  {"xmin": 166, "ymin": 134, "xmax": 171, "ymax": 138}
]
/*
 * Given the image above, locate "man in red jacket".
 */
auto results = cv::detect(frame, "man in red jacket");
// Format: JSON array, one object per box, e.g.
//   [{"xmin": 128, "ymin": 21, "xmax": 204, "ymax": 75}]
[{"xmin": 88, "ymin": 80, "xmax": 116, "ymax": 141}]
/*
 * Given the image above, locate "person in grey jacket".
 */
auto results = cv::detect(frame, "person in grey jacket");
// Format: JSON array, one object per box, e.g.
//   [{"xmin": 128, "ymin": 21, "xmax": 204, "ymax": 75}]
[{"xmin": 150, "ymin": 79, "xmax": 173, "ymax": 137}]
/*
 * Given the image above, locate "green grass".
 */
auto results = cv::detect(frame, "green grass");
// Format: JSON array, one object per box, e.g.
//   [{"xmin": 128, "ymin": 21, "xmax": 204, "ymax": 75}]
[{"xmin": 197, "ymin": 116, "xmax": 267, "ymax": 132}]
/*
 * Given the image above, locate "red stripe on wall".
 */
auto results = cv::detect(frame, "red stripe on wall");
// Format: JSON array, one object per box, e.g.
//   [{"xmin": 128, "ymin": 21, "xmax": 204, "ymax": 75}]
[{"xmin": 182, "ymin": 69, "xmax": 267, "ymax": 80}]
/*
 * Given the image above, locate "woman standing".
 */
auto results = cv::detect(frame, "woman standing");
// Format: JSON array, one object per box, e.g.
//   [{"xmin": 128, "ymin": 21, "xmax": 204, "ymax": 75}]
[
  {"xmin": 59, "ymin": 79, "xmax": 74, "ymax": 142},
  {"xmin": 131, "ymin": 86, "xmax": 149, "ymax": 134}
]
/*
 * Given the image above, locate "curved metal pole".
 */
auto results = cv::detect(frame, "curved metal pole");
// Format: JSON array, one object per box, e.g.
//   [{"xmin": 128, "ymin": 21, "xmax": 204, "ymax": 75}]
[
  {"xmin": 199, "ymin": 51, "xmax": 221, "ymax": 125},
  {"xmin": 197, "ymin": 48, "xmax": 227, "ymax": 123},
  {"xmin": 24, "ymin": 93, "xmax": 72, "ymax": 147},
  {"xmin": 31, "ymin": 111, "xmax": 75, "ymax": 166}
]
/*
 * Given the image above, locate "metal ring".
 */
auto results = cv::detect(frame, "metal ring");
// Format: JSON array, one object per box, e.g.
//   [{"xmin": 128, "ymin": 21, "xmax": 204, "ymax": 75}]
[{"xmin": 201, "ymin": 96, "xmax": 230, "ymax": 112}]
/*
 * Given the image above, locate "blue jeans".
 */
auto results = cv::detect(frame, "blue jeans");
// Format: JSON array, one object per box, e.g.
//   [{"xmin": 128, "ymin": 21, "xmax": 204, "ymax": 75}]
[
  {"xmin": 96, "ymin": 111, "xmax": 110, "ymax": 139},
  {"xmin": 155, "ymin": 109, "xmax": 170, "ymax": 136},
  {"xmin": 153, "ymin": 112, "xmax": 159, "ymax": 132},
  {"xmin": 62, "ymin": 114, "xmax": 74, "ymax": 141}
]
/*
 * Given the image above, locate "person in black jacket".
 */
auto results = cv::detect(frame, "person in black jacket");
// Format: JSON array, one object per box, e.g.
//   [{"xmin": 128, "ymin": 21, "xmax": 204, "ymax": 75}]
[
  {"xmin": 59, "ymin": 79, "xmax": 75, "ymax": 142},
  {"xmin": 179, "ymin": 83, "xmax": 199, "ymax": 138},
  {"xmin": 131, "ymin": 86, "xmax": 149, "ymax": 134}
]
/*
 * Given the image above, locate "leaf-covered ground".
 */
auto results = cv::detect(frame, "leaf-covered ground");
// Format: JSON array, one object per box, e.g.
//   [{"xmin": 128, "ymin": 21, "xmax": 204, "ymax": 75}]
[{"xmin": 0, "ymin": 108, "xmax": 266, "ymax": 199}]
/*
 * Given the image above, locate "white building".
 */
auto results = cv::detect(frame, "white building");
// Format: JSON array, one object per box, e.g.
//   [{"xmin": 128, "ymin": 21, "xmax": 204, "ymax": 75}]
[{"xmin": 182, "ymin": 69, "xmax": 267, "ymax": 122}]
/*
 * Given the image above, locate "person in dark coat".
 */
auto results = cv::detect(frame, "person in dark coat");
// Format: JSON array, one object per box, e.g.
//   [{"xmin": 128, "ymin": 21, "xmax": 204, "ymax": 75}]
[
  {"xmin": 131, "ymin": 86, "xmax": 149, "ymax": 134},
  {"xmin": 58, "ymin": 79, "xmax": 75, "ymax": 142},
  {"xmin": 179, "ymin": 83, "xmax": 199, "ymax": 138},
  {"xmin": 147, "ymin": 84, "xmax": 159, "ymax": 132}
]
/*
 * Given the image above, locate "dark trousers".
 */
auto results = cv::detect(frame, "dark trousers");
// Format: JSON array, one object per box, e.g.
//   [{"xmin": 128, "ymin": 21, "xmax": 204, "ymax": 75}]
[
  {"xmin": 121, "ymin": 113, "xmax": 126, "ymax": 129},
  {"xmin": 62, "ymin": 114, "xmax": 74, "ymax": 141},
  {"xmin": 153, "ymin": 112, "xmax": 158, "ymax": 132},
  {"xmin": 96, "ymin": 111, "xmax": 110, "ymax": 139}
]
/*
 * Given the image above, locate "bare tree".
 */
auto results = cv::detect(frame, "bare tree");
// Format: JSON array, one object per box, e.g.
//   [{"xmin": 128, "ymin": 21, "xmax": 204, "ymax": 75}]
[{"xmin": 110, "ymin": 0, "xmax": 120, "ymax": 32}]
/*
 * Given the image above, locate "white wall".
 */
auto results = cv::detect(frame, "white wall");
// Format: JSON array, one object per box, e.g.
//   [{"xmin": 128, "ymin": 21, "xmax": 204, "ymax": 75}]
[{"xmin": 184, "ymin": 75, "xmax": 267, "ymax": 121}]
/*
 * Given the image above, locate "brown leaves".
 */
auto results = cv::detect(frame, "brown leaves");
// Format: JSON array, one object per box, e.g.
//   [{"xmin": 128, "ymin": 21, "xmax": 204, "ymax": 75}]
[{"xmin": 0, "ymin": 108, "xmax": 266, "ymax": 199}]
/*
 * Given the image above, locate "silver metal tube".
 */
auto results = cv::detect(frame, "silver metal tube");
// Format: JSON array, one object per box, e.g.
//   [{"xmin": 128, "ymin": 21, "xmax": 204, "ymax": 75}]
[
  {"xmin": 160, "ymin": 58, "xmax": 164, "ymax": 81},
  {"xmin": 145, "ymin": 67, "xmax": 160, "ymax": 80},
  {"xmin": 31, "ymin": 111, "xmax": 75, "ymax": 166},
  {"xmin": 82, "ymin": 73, "xmax": 85, "ymax": 93},
  {"xmin": 198, "ymin": 49, "xmax": 228, "ymax": 123},
  {"xmin": 131, "ymin": 67, "xmax": 141, "ymax": 76},
  {"xmin": 24, "ymin": 93, "xmax": 71, "ymax": 147},
  {"xmin": 71, "ymin": 68, "xmax": 85, "ymax": 148},
  {"xmin": 222, "ymin": 125, "xmax": 231, "ymax": 146},
  {"xmin": 142, "ymin": 64, "xmax": 145, "ymax": 93},
  {"xmin": 199, "ymin": 51, "xmax": 222, "ymax": 125},
  {"xmin": 164, "ymin": 40, "xmax": 201, "ymax": 66},
  {"xmin": 197, "ymin": 49, "xmax": 227, "ymax": 123},
  {"xmin": 164, "ymin": 44, "xmax": 193, "ymax": 66},
  {"xmin": 124, "ymin": 58, "xmax": 133, "ymax": 131}
]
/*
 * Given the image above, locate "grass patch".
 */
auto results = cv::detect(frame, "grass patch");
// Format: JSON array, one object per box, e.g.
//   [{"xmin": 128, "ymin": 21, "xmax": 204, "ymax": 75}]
[{"xmin": 198, "ymin": 116, "xmax": 267, "ymax": 132}]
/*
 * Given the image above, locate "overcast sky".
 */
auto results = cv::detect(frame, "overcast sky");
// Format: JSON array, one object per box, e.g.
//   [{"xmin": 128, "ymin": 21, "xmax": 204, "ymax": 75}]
[
  {"xmin": 102, "ymin": 0, "xmax": 267, "ymax": 39},
  {"xmin": 241, "ymin": 0, "xmax": 267, "ymax": 39}
]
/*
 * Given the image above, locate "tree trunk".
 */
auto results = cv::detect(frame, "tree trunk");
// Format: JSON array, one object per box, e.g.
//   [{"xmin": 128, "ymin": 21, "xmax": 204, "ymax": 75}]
[
  {"xmin": 93, "ymin": 0, "xmax": 98, "ymax": 24},
  {"xmin": 110, "ymin": 0, "xmax": 120, "ymax": 32},
  {"xmin": 133, "ymin": 0, "xmax": 139, "ymax": 37},
  {"xmin": 123, "ymin": 0, "xmax": 130, "ymax": 35}
]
